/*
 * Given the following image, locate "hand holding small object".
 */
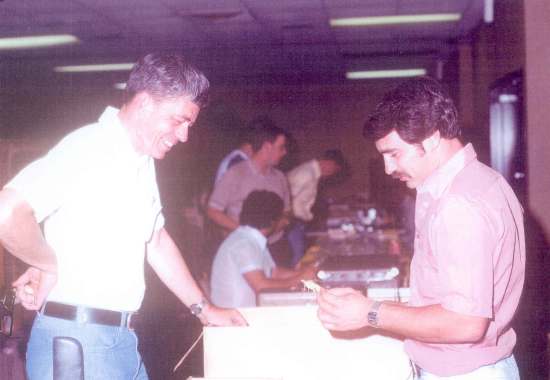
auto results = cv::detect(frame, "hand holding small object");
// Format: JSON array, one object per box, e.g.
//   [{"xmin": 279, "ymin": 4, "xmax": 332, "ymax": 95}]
[
  {"xmin": 301, "ymin": 279, "xmax": 322, "ymax": 293},
  {"xmin": 12, "ymin": 267, "xmax": 57, "ymax": 310}
]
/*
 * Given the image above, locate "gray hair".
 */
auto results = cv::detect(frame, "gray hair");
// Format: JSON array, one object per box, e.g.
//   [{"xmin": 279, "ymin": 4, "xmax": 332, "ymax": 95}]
[{"xmin": 125, "ymin": 52, "xmax": 209, "ymax": 107}]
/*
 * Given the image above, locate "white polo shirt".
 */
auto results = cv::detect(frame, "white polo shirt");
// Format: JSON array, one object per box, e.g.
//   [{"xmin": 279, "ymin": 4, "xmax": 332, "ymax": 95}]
[
  {"xmin": 5, "ymin": 107, "xmax": 164, "ymax": 312},
  {"xmin": 210, "ymin": 226, "xmax": 276, "ymax": 308}
]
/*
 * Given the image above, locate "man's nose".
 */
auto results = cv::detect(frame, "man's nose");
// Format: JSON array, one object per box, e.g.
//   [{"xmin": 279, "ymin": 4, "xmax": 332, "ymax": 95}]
[{"xmin": 383, "ymin": 157, "xmax": 395, "ymax": 175}]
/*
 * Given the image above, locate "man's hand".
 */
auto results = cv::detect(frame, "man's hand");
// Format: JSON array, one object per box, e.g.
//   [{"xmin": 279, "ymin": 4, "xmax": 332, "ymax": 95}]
[
  {"xmin": 298, "ymin": 263, "xmax": 318, "ymax": 281},
  {"xmin": 317, "ymin": 287, "xmax": 374, "ymax": 331},
  {"xmin": 273, "ymin": 214, "xmax": 291, "ymax": 233},
  {"xmin": 200, "ymin": 304, "xmax": 248, "ymax": 327},
  {"xmin": 12, "ymin": 267, "xmax": 57, "ymax": 310}
]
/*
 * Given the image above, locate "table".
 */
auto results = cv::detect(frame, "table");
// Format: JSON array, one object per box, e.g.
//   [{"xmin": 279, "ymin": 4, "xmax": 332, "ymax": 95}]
[{"xmin": 203, "ymin": 306, "xmax": 412, "ymax": 380}]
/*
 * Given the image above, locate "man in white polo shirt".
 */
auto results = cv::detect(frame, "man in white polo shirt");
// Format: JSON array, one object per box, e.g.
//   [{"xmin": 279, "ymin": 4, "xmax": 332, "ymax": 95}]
[{"xmin": 0, "ymin": 52, "xmax": 246, "ymax": 380}]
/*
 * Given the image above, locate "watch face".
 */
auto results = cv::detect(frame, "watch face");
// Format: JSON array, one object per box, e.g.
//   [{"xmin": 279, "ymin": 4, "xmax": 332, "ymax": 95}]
[
  {"xmin": 368, "ymin": 311, "xmax": 378, "ymax": 326},
  {"xmin": 190, "ymin": 303, "xmax": 203, "ymax": 316}
]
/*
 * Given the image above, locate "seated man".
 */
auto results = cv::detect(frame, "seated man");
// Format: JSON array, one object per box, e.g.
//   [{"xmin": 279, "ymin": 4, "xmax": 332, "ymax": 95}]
[{"xmin": 210, "ymin": 190, "xmax": 316, "ymax": 308}]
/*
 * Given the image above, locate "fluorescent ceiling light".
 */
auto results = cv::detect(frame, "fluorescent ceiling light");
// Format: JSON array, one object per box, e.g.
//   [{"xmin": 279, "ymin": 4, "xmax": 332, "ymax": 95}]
[
  {"xmin": 0, "ymin": 34, "xmax": 79, "ymax": 50},
  {"xmin": 54, "ymin": 63, "xmax": 135, "ymax": 73},
  {"xmin": 114, "ymin": 82, "xmax": 127, "ymax": 90},
  {"xmin": 330, "ymin": 13, "xmax": 461, "ymax": 27},
  {"xmin": 346, "ymin": 69, "xmax": 426, "ymax": 80}
]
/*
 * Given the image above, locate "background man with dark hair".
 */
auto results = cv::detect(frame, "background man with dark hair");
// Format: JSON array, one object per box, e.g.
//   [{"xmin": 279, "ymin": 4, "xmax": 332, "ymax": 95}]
[
  {"xmin": 317, "ymin": 77, "xmax": 525, "ymax": 379},
  {"xmin": 210, "ymin": 190, "xmax": 316, "ymax": 308},
  {"xmin": 0, "ymin": 52, "xmax": 246, "ymax": 379},
  {"xmin": 286, "ymin": 149, "xmax": 348, "ymax": 267},
  {"xmin": 207, "ymin": 116, "xmax": 292, "ymax": 267}
]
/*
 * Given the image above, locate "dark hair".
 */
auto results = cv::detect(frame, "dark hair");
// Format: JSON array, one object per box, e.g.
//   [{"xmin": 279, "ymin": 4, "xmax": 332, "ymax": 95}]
[
  {"xmin": 240, "ymin": 190, "xmax": 284, "ymax": 230},
  {"xmin": 125, "ymin": 52, "xmax": 209, "ymax": 107},
  {"xmin": 321, "ymin": 149, "xmax": 347, "ymax": 170},
  {"xmin": 364, "ymin": 77, "xmax": 459, "ymax": 144},
  {"xmin": 247, "ymin": 116, "xmax": 288, "ymax": 152}
]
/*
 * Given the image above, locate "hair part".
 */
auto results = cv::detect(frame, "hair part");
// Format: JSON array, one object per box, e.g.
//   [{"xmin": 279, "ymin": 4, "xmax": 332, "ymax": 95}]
[
  {"xmin": 240, "ymin": 190, "xmax": 284, "ymax": 230},
  {"xmin": 125, "ymin": 52, "xmax": 210, "ymax": 108},
  {"xmin": 364, "ymin": 77, "xmax": 460, "ymax": 144}
]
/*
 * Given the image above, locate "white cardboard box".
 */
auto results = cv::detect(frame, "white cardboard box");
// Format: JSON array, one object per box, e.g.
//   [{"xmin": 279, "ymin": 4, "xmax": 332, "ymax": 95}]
[{"xmin": 203, "ymin": 305, "xmax": 411, "ymax": 380}]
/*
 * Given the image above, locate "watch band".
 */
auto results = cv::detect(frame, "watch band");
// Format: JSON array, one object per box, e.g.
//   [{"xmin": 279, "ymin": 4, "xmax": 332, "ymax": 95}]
[
  {"xmin": 189, "ymin": 299, "xmax": 208, "ymax": 316},
  {"xmin": 367, "ymin": 301, "xmax": 382, "ymax": 327}
]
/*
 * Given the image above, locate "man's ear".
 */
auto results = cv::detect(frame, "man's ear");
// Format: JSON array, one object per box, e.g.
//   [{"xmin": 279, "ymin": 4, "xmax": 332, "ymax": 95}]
[
  {"xmin": 260, "ymin": 141, "xmax": 272, "ymax": 154},
  {"xmin": 421, "ymin": 130, "xmax": 441, "ymax": 153},
  {"xmin": 132, "ymin": 92, "xmax": 154, "ymax": 115}
]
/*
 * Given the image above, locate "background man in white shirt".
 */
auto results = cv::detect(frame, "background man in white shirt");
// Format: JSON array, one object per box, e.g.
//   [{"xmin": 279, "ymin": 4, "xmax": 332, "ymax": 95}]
[
  {"xmin": 210, "ymin": 190, "xmax": 316, "ymax": 308},
  {"xmin": 287, "ymin": 149, "xmax": 348, "ymax": 266}
]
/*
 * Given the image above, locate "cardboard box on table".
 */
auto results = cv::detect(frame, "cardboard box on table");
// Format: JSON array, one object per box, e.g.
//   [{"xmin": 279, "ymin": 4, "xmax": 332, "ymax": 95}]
[{"xmin": 202, "ymin": 305, "xmax": 411, "ymax": 380}]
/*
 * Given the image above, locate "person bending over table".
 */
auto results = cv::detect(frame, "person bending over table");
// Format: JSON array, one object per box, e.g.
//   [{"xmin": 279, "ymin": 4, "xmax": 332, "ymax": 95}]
[
  {"xmin": 317, "ymin": 77, "xmax": 525, "ymax": 380},
  {"xmin": 0, "ymin": 52, "xmax": 246, "ymax": 380},
  {"xmin": 210, "ymin": 190, "xmax": 317, "ymax": 308}
]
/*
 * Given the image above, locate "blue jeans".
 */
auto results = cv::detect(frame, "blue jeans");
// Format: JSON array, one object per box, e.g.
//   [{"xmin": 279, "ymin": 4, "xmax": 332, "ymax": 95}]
[
  {"xmin": 416, "ymin": 355, "xmax": 520, "ymax": 379},
  {"xmin": 26, "ymin": 312, "xmax": 148, "ymax": 380},
  {"xmin": 287, "ymin": 221, "xmax": 306, "ymax": 267}
]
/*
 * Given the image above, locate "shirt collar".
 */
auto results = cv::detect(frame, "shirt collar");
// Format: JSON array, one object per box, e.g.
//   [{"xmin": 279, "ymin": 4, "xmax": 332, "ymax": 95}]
[
  {"xmin": 417, "ymin": 143, "xmax": 477, "ymax": 199},
  {"xmin": 312, "ymin": 159, "xmax": 322, "ymax": 180},
  {"xmin": 100, "ymin": 106, "xmax": 150, "ymax": 167},
  {"xmin": 239, "ymin": 225, "xmax": 268, "ymax": 250},
  {"xmin": 248, "ymin": 159, "xmax": 273, "ymax": 176}
]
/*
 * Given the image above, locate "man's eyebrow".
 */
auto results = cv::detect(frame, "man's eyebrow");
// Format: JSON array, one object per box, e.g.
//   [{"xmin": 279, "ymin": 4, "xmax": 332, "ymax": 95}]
[
  {"xmin": 172, "ymin": 115, "xmax": 191, "ymax": 123},
  {"xmin": 378, "ymin": 148, "xmax": 397, "ymax": 154}
]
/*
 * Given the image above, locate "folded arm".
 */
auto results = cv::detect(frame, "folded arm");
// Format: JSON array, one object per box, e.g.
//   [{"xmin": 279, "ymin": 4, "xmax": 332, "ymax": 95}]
[{"xmin": 206, "ymin": 207, "xmax": 239, "ymax": 232}]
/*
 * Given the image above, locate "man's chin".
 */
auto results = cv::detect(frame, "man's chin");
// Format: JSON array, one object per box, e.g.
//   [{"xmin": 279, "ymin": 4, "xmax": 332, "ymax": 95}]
[{"xmin": 153, "ymin": 151, "xmax": 167, "ymax": 160}]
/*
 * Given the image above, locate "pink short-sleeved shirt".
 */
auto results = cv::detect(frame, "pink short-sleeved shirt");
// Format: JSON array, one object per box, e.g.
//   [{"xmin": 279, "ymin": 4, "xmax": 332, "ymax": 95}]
[{"xmin": 405, "ymin": 144, "xmax": 525, "ymax": 376}]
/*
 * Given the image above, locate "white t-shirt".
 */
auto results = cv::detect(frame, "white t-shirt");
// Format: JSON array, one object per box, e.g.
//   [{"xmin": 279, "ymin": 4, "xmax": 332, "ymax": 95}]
[
  {"xmin": 5, "ymin": 107, "xmax": 164, "ymax": 312},
  {"xmin": 210, "ymin": 226, "xmax": 276, "ymax": 308},
  {"xmin": 287, "ymin": 159, "xmax": 321, "ymax": 221}
]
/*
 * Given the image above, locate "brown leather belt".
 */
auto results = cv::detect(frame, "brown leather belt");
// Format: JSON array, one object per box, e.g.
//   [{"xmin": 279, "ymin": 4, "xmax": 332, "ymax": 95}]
[{"xmin": 43, "ymin": 302, "xmax": 136, "ymax": 329}]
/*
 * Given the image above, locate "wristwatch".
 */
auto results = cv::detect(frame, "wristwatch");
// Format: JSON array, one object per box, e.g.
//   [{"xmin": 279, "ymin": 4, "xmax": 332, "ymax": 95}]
[
  {"xmin": 189, "ymin": 299, "xmax": 208, "ymax": 317},
  {"xmin": 367, "ymin": 301, "xmax": 382, "ymax": 327}
]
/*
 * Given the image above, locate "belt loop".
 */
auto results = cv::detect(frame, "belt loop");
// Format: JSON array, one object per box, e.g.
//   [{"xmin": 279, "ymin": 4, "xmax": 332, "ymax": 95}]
[
  {"xmin": 410, "ymin": 360, "xmax": 420, "ymax": 379},
  {"xmin": 76, "ymin": 305, "xmax": 88, "ymax": 324},
  {"xmin": 124, "ymin": 312, "xmax": 134, "ymax": 330},
  {"xmin": 40, "ymin": 301, "xmax": 48, "ymax": 314}
]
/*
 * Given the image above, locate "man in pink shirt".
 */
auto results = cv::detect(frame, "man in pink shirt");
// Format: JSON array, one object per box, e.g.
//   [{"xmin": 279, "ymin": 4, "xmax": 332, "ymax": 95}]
[{"xmin": 317, "ymin": 77, "xmax": 525, "ymax": 379}]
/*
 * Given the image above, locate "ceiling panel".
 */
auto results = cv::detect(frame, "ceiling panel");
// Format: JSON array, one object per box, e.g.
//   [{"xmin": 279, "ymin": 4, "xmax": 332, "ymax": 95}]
[{"xmin": 0, "ymin": 0, "xmax": 485, "ymax": 87}]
